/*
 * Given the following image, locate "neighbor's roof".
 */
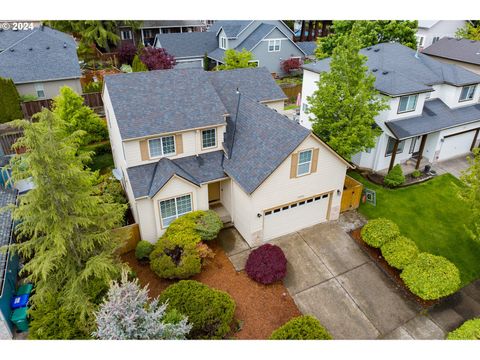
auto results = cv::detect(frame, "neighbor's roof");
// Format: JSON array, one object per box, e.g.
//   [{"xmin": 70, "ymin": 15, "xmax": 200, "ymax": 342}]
[
  {"xmin": 127, "ymin": 150, "xmax": 225, "ymax": 198},
  {"xmin": 0, "ymin": 26, "xmax": 80, "ymax": 84},
  {"xmin": 236, "ymin": 23, "xmax": 275, "ymax": 51},
  {"xmin": 303, "ymin": 42, "xmax": 480, "ymax": 96},
  {"xmin": 423, "ymin": 37, "xmax": 480, "ymax": 66},
  {"xmin": 104, "ymin": 68, "xmax": 228, "ymax": 140},
  {"xmin": 207, "ymin": 48, "xmax": 226, "ymax": 62},
  {"xmin": 208, "ymin": 20, "xmax": 253, "ymax": 38},
  {"xmin": 418, "ymin": 20, "xmax": 439, "ymax": 29},
  {"xmin": 386, "ymin": 99, "xmax": 480, "ymax": 139},
  {"xmin": 155, "ymin": 31, "xmax": 218, "ymax": 58},
  {"xmin": 296, "ymin": 41, "xmax": 317, "ymax": 56},
  {"xmin": 0, "ymin": 187, "xmax": 16, "ymax": 296},
  {"xmin": 140, "ymin": 20, "xmax": 206, "ymax": 28}
]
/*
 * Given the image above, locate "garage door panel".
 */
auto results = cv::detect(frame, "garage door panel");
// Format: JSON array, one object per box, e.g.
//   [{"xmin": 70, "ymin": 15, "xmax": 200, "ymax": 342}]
[
  {"xmin": 438, "ymin": 131, "xmax": 476, "ymax": 161},
  {"xmin": 263, "ymin": 194, "xmax": 330, "ymax": 241}
]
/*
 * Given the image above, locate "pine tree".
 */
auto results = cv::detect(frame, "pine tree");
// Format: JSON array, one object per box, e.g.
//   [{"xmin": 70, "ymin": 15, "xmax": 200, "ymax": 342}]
[
  {"xmin": 0, "ymin": 77, "xmax": 23, "ymax": 123},
  {"xmin": 308, "ymin": 29, "xmax": 388, "ymax": 160},
  {"xmin": 132, "ymin": 54, "xmax": 148, "ymax": 72},
  {"xmin": 8, "ymin": 109, "xmax": 127, "ymax": 336}
]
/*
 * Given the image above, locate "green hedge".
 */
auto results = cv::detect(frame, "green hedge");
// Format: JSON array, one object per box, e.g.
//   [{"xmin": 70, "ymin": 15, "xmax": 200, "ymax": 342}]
[
  {"xmin": 159, "ymin": 280, "xmax": 235, "ymax": 339},
  {"xmin": 361, "ymin": 218, "xmax": 400, "ymax": 248},
  {"xmin": 401, "ymin": 253, "xmax": 461, "ymax": 300},
  {"xmin": 384, "ymin": 164, "xmax": 405, "ymax": 187},
  {"xmin": 381, "ymin": 236, "xmax": 419, "ymax": 270},
  {"xmin": 270, "ymin": 315, "xmax": 332, "ymax": 340},
  {"xmin": 447, "ymin": 318, "xmax": 480, "ymax": 340},
  {"xmin": 135, "ymin": 240, "xmax": 154, "ymax": 260}
]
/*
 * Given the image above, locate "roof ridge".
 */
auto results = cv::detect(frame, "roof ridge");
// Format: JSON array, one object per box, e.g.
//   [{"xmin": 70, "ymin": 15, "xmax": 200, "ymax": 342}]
[
  {"xmin": 171, "ymin": 158, "xmax": 200, "ymax": 185},
  {"xmin": 147, "ymin": 159, "xmax": 162, "ymax": 197}
]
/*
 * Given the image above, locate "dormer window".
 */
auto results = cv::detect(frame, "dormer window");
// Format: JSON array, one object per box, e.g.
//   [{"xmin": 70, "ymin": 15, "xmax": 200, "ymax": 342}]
[
  {"xmin": 202, "ymin": 128, "xmax": 217, "ymax": 149},
  {"xmin": 220, "ymin": 37, "xmax": 227, "ymax": 50},
  {"xmin": 148, "ymin": 135, "xmax": 175, "ymax": 158},
  {"xmin": 398, "ymin": 94, "xmax": 418, "ymax": 114},
  {"xmin": 459, "ymin": 85, "xmax": 477, "ymax": 102}
]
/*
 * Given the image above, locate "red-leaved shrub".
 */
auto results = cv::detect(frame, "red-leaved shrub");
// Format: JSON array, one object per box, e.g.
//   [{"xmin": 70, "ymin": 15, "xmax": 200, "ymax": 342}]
[
  {"xmin": 281, "ymin": 57, "xmax": 302, "ymax": 74},
  {"xmin": 117, "ymin": 42, "xmax": 138, "ymax": 66},
  {"xmin": 139, "ymin": 47, "xmax": 176, "ymax": 71},
  {"xmin": 245, "ymin": 244, "xmax": 287, "ymax": 284}
]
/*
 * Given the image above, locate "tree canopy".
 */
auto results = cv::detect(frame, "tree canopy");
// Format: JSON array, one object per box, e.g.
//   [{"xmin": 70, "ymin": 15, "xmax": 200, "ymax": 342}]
[
  {"xmin": 458, "ymin": 148, "xmax": 480, "ymax": 244},
  {"xmin": 456, "ymin": 23, "xmax": 480, "ymax": 41},
  {"xmin": 315, "ymin": 20, "xmax": 418, "ymax": 59},
  {"xmin": 307, "ymin": 29, "xmax": 388, "ymax": 160},
  {"xmin": 139, "ymin": 47, "xmax": 176, "ymax": 71},
  {"xmin": 0, "ymin": 77, "xmax": 23, "ymax": 123},
  {"xmin": 216, "ymin": 49, "xmax": 257, "ymax": 70}
]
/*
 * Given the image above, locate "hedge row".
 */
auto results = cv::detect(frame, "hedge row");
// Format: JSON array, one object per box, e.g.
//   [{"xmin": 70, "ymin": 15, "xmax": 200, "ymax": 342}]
[{"xmin": 270, "ymin": 315, "xmax": 332, "ymax": 340}]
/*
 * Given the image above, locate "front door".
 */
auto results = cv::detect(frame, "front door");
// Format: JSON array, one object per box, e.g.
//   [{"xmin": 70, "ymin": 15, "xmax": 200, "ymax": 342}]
[{"xmin": 208, "ymin": 182, "xmax": 220, "ymax": 203}]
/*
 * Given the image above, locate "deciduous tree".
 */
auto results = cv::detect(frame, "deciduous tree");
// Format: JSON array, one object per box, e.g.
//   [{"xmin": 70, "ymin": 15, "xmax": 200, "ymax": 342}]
[
  {"xmin": 139, "ymin": 47, "xmax": 176, "ymax": 71},
  {"xmin": 456, "ymin": 23, "xmax": 480, "ymax": 41},
  {"xmin": 307, "ymin": 30, "xmax": 388, "ymax": 159},
  {"xmin": 216, "ymin": 49, "xmax": 256, "ymax": 70}
]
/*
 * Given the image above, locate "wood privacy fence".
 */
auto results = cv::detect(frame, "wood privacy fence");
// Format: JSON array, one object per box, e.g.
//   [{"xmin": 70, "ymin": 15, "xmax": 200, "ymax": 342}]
[
  {"xmin": 20, "ymin": 92, "xmax": 103, "ymax": 119},
  {"xmin": 340, "ymin": 175, "xmax": 363, "ymax": 213},
  {"xmin": 0, "ymin": 124, "xmax": 24, "ymax": 156},
  {"xmin": 112, "ymin": 223, "xmax": 141, "ymax": 255},
  {"xmin": 279, "ymin": 83, "xmax": 302, "ymax": 101}
]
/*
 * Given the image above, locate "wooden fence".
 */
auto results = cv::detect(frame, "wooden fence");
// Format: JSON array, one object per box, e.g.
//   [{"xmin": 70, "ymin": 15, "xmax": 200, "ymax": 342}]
[
  {"xmin": 0, "ymin": 124, "xmax": 24, "ymax": 156},
  {"xmin": 340, "ymin": 175, "xmax": 363, "ymax": 213},
  {"xmin": 112, "ymin": 223, "xmax": 141, "ymax": 255},
  {"xmin": 279, "ymin": 83, "xmax": 302, "ymax": 101},
  {"xmin": 21, "ymin": 92, "xmax": 103, "ymax": 119}
]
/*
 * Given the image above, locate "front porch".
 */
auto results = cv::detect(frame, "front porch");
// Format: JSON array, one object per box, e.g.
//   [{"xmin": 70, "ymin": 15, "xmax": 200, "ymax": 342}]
[{"xmin": 207, "ymin": 179, "xmax": 232, "ymax": 224}]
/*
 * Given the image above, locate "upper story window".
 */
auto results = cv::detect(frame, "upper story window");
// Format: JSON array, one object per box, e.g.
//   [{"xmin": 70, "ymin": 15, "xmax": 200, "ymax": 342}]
[
  {"xmin": 398, "ymin": 94, "xmax": 418, "ymax": 114},
  {"xmin": 297, "ymin": 149, "xmax": 312, "ymax": 176},
  {"xmin": 121, "ymin": 30, "xmax": 132, "ymax": 40},
  {"xmin": 202, "ymin": 128, "xmax": 217, "ymax": 149},
  {"xmin": 432, "ymin": 36, "xmax": 440, "ymax": 43},
  {"xmin": 220, "ymin": 37, "xmax": 227, "ymax": 50},
  {"xmin": 34, "ymin": 83, "xmax": 45, "ymax": 98},
  {"xmin": 148, "ymin": 135, "xmax": 175, "ymax": 158},
  {"xmin": 459, "ymin": 85, "xmax": 477, "ymax": 102},
  {"xmin": 268, "ymin": 39, "xmax": 281, "ymax": 52}
]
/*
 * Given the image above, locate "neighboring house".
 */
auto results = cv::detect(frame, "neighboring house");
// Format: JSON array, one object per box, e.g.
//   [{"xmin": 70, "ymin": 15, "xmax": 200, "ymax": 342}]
[
  {"xmin": 103, "ymin": 67, "xmax": 350, "ymax": 247},
  {"xmin": 300, "ymin": 42, "xmax": 480, "ymax": 173},
  {"xmin": 416, "ymin": 20, "xmax": 467, "ymax": 49},
  {"xmin": 154, "ymin": 20, "xmax": 315, "ymax": 75},
  {"xmin": 0, "ymin": 25, "xmax": 81, "ymax": 99},
  {"xmin": 118, "ymin": 20, "xmax": 209, "ymax": 47},
  {"xmin": 423, "ymin": 37, "xmax": 480, "ymax": 75}
]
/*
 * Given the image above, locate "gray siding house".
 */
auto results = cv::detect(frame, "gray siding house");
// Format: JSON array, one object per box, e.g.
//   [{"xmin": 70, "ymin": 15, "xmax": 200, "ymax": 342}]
[{"xmin": 154, "ymin": 20, "xmax": 315, "ymax": 75}]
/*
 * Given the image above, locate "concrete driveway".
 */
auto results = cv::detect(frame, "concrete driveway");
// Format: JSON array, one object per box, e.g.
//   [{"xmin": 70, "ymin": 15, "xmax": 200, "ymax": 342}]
[{"xmin": 434, "ymin": 155, "xmax": 471, "ymax": 178}]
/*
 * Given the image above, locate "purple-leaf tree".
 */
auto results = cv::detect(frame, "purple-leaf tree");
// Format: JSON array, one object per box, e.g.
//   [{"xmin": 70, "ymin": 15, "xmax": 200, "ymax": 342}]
[
  {"xmin": 117, "ymin": 42, "xmax": 138, "ymax": 65},
  {"xmin": 140, "ymin": 47, "xmax": 176, "ymax": 70}
]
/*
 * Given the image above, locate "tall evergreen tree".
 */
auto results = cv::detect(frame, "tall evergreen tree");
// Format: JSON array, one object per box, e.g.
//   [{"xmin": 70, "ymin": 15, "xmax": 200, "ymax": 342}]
[
  {"xmin": 458, "ymin": 148, "xmax": 480, "ymax": 244},
  {"xmin": 0, "ymin": 77, "xmax": 23, "ymax": 123},
  {"xmin": 307, "ymin": 29, "xmax": 388, "ymax": 160},
  {"xmin": 132, "ymin": 54, "xmax": 148, "ymax": 72},
  {"xmin": 8, "ymin": 109, "xmax": 126, "ymax": 336}
]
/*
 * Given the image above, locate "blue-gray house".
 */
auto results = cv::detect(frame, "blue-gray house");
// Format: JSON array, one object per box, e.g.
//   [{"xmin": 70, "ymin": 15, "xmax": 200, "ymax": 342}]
[{"xmin": 154, "ymin": 20, "xmax": 316, "ymax": 75}]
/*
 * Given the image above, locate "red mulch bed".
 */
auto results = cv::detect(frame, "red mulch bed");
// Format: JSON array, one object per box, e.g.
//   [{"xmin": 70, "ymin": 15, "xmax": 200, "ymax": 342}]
[
  {"xmin": 121, "ymin": 241, "xmax": 301, "ymax": 339},
  {"xmin": 350, "ymin": 228, "xmax": 438, "ymax": 309}
]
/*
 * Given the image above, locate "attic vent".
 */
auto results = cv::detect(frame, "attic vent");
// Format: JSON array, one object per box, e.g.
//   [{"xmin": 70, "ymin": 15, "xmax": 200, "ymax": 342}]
[
  {"xmin": 374, "ymin": 48, "xmax": 380, "ymax": 52},
  {"xmin": 382, "ymin": 71, "xmax": 389, "ymax": 75},
  {"xmin": 372, "ymin": 68, "xmax": 378, "ymax": 72}
]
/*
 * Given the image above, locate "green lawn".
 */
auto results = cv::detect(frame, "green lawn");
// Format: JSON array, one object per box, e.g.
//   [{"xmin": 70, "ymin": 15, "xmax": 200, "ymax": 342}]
[
  {"xmin": 284, "ymin": 104, "xmax": 299, "ymax": 111},
  {"xmin": 349, "ymin": 172, "xmax": 480, "ymax": 286}
]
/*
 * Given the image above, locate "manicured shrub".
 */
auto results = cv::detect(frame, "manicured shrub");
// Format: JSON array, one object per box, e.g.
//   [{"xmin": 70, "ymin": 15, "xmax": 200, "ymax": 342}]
[
  {"xmin": 447, "ymin": 318, "xmax": 480, "ymax": 340},
  {"xmin": 380, "ymin": 236, "xmax": 419, "ymax": 270},
  {"xmin": 194, "ymin": 210, "xmax": 224, "ymax": 241},
  {"xmin": 411, "ymin": 169, "xmax": 422, "ymax": 178},
  {"xmin": 245, "ymin": 244, "xmax": 287, "ymax": 284},
  {"xmin": 135, "ymin": 240, "xmax": 154, "ymax": 261},
  {"xmin": 361, "ymin": 218, "xmax": 400, "ymax": 248},
  {"xmin": 384, "ymin": 164, "xmax": 405, "ymax": 187},
  {"xmin": 0, "ymin": 77, "xmax": 23, "ymax": 123},
  {"xmin": 270, "ymin": 315, "xmax": 332, "ymax": 340},
  {"xmin": 159, "ymin": 280, "xmax": 236, "ymax": 339},
  {"xmin": 401, "ymin": 253, "xmax": 461, "ymax": 300}
]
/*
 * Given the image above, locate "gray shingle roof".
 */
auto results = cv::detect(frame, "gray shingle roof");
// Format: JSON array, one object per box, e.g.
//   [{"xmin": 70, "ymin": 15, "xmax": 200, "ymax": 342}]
[
  {"xmin": 296, "ymin": 41, "xmax": 317, "ymax": 56},
  {"xmin": 423, "ymin": 37, "xmax": 480, "ymax": 66},
  {"xmin": 0, "ymin": 187, "xmax": 16, "ymax": 294},
  {"xmin": 386, "ymin": 99, "xmax": 480, "ymax": 139},
  {"xmin": 127, "ymin": 150, "xmax": 225, "ymax": 198},
  {"xmin": 141, "ymin": 20, "xmax": 206, "ymax": 28},
  {"xmin": 303, "ymin": 42, "xmax": 480, "ymax": 96},
  {"xmin": 0, "ymin": 26, "xmax": 80, "ymax": 84},
  {"xmin": 418, "ymin": 20, "xmax": 439, "ymax": 29},
  {"xmin": 104, "ymin": 68, "xmax": 228, "ymax": 140},
  {"xmin": 0, "ymin": 28, "xmax": 35, "ymax": 50},
  {"xmin": 155, "ymin": 31, "xmax": 218, "ymax": 58},
  {"xmin": 208, "ymin": 67, "xmax": 287, "ymax": 102},
  {"xmin": 207, "ymin": 48, "xmax": 226, "ymax": 63},
  {"xmin": 236, "ymin": 23, "xmax": 275, "ymax": 51},
  {"xmin": 208, "ymin": 21, "xmax": 253, "ymax": 38}
]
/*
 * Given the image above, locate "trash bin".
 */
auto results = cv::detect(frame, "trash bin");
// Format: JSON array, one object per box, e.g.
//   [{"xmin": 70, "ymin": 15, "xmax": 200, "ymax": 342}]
[
  {"xmin": 16, "ymin": 283, "xmax": 33, "ymax": 296},
  {"xmin": 10, "ymin": 307, "xmax": 29, "ymax": 332},
  {"xmin": 10, "ymin": 294, "xmax": 29, "ymax": 310}
]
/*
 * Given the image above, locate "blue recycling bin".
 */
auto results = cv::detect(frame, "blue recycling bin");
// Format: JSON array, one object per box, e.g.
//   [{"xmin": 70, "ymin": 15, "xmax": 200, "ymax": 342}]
[{"xmin": 10, "ymin": 294, "xmax": 29, "ymax": 310}]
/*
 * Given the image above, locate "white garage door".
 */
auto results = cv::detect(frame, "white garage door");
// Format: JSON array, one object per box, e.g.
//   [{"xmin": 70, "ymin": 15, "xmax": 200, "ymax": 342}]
[
  {"xmin": 263, "ymin": 193, "xmax": 331, "ymax": 241},
  {"xmin": 174, "ymin": 59, "xmax": 203, "ymax": 69},
  {"xmin": 438, "ymin": 130, "xmax": 476, "ymax": 161}
]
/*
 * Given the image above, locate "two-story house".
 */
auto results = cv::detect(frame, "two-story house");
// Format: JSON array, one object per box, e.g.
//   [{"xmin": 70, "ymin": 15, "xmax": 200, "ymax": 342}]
[
  {"xmin": 416, "ymin": 20, "xmax": 467, "ymax": 49},
  {"xmin": 153, "ymin": 20, "xmax": 315, "ymax": 75},
  {"xmin": 299, "ymin": 42, "xmax": 480, "ymax": 173},
  {"xmin": 103, "ymin": 66, "xmax": 351, "ymax": 246}
]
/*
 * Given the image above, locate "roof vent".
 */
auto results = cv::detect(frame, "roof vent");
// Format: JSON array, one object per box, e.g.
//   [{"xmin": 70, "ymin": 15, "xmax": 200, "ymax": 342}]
[
  {"xmin": 471, "ymin": 40, "xmax": 477, "ymax": 43},
  {"xmin": 9, "ymin": 48, "xmax": 14, "ymax": 52},
  {"xmin": 29, "ymin": 47, "xmax": 33, "ymax": 51},
  {"xmin": 456, "ymin": 38, "xmax": 461, "ymax": 41},
  {"xmin": 382, "ymin": 71, "xmax": 389, "ymax": 75},
  {"xmin": 374, "ymin": 48, "xmax": 380, "ymax": 52},
  {"xmin": 46, "ymin": 46, "xmax": 50, "ymax": 50},
  {"xmin": 366, "ymin": 47, "xmax": 372, "ymax": 51},
  {"xmin": 63, "ymin": 42, "xmax": 67, "ymax": 48},
  {"xmin": 372, "ymin": 68, "xmax": 378, "ymax": 72}
]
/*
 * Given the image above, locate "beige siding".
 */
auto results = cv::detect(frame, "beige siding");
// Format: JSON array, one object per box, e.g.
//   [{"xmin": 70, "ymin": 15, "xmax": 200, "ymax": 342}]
[
  {"xmin": 426, "ymin": 55, "xmax": 480, "ymax": 76},
  {"xmin": 136, "ymin": 198, "xmax": 157, "ymax": 242},
  {"xmin": 263, "ymin": 100, "xmax": 285, "ymax": 112},
  {"xmin": 16, "ymin": 78, "xmax": 82, "ymax": 99},
  {"xmin": 230, "ymin": 179, "xmax": 254, "ymax": 243}
]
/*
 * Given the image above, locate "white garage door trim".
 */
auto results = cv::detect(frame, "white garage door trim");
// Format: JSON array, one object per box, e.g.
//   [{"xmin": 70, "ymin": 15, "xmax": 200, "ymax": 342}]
[
  {"xmin": 262, "ymin": 191, "xmax": 333, "ymax": 241},
  {"xmin": 174, "ymin": 58, "xmax": 203, "ymax": 69},
  {"xmin": 438, "ymin": 129, "xmax": 478, "ymax": 161}
]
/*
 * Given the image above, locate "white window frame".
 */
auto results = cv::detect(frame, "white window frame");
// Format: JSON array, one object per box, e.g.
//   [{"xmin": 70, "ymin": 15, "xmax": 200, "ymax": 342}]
[
  {"xmin": 397, "ymin": 94, "xmax": 418, "ymax": 114},
  {"xmin": 159, "ymin": 193, "xmax": 193, "ymax": 228},
  {"xmin": 268, "ymin": 39, "xmax": 281, "ymax": 52},
  {"xmin": 220, "ymin": 36, "xmax": 227, "ymax": 50},
  {"xmin": 201, "ymin": 128, "xmax": 217, "ymax": 149},
  {"xmin": 248, "ymin": 60, "xmax": 259, "ymax": 67},
  {"xmin": 34, "ymin": 83, "xmax": 45, "ymax": 99},
  {"xmin": 297, "ymin": 149, "xmax": 313, "ymax": 177},
  {"xmin": 120, "ymin": 30, "xmax": 132, "ymax": 40},
  {"xmin": 459, "ymin": 85, "xmax": 477, "ymax": 102},
  {"xmin": 417, "ymin": 36, "xmax": 424, "ymax": 46},
  {"xmin": 148, "ymin": 135, "xmax": 176, "ymax": 159}
]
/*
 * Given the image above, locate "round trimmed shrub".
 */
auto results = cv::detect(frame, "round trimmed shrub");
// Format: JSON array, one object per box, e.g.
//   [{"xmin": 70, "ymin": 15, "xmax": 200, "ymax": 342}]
[
  {"xmin": 194, "ymin": 210, "xmax": 224, "ymax": 241},
  {"xmin": 400, "ymin": 253, "xmax": 461, "ymax": 300},
  {"xmin": 447, "ymin": 318, "xmax": 480, "ymax": 340},
  {"xmin": 270, "ymin": 315, "xmax": 332, "ymax": 340},
  {"xmin": 159, "ymin": 280, "xmax": 236, "ymax": 339},
  {"xmin": 380, "ymin": 236, "xmax": 419, "ymax": 270},
  {"xmin": 245, "ymin": 244, "xmax": 287, "ymax": 284},
  {"xmin": 135, "ymin": 240, "xmax": 154, "ymax": 261},
  {"xmin": 361, "ymin": 218, "xmax": 400, "ymax": 248}
]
